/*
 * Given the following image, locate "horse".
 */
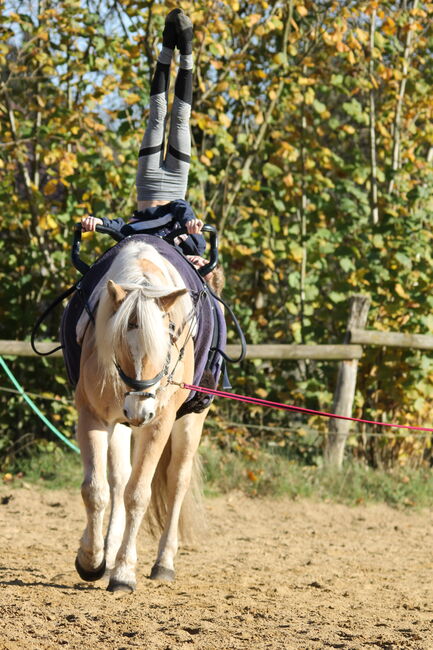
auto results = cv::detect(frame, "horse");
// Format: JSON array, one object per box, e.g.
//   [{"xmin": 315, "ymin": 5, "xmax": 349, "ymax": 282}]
[{"xmin": 73, "ymin": 238, "xmax": 209, "ymax": 593}]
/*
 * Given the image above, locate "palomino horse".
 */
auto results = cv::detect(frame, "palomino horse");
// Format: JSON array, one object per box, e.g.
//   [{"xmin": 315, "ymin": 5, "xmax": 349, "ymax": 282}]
[{"xmin": 74, "ymin": 238, "xmax": 208, "ymax": 593}]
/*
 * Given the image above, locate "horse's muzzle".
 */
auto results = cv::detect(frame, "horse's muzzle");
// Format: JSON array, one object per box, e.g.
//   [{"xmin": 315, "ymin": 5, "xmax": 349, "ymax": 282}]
[
  {"xmin": 123, "ymin": 412, "xmax": 155, "ymax": 427},
  {"xmin": 123, "ymin": 399, "xmax": 156, "ymax": 427}
]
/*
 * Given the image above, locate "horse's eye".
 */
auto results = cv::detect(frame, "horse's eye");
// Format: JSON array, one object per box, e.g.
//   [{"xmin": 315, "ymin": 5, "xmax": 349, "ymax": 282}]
[{"xmin": 128, "ymin": 321, "xmax": 138, "ymax": 330}]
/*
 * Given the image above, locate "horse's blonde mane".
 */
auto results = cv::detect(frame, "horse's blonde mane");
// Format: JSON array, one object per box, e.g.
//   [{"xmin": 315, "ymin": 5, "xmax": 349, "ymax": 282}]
[{"xmin": 94, "ymin": 241, "xmax": 192, "ymax": 387}]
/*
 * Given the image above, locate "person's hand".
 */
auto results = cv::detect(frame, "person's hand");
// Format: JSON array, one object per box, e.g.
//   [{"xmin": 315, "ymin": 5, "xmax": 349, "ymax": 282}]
[
  {"xmin": 185, "ymin": 218, "xmax": 204, "ymax": 234},
  {"xmin": 186, "ymin": 255, "xmax": 213, "ymax": 280},
  {"xmin": 186, "ymin": 255, "xmax": 208, "ymax": 268},
  {"xmin": 81, "ymin": 215, "xmax": 103, "ymax": 232}
]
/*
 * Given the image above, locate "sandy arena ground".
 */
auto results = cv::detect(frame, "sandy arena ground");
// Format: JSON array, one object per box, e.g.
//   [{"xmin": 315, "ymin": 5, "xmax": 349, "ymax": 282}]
[{"xmin": 0, "ymin": 486, "xmax": 432, "ymax": 649}]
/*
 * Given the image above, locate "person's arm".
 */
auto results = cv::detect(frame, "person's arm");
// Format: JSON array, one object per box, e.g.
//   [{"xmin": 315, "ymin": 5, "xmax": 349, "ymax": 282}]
[
  {"xmin": 171, "ymin": 200, "xmax": 204, "ymax": 234},
  {"xmin": 81, "ymin": 215, "xmax": 126, "ymax": 232}
]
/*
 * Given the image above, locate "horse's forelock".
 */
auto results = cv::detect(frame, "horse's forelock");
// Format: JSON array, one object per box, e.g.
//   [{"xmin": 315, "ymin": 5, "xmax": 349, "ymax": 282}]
[{"xmin": 94, "ymin": 241, "xmax": 191, "ymax": 385}]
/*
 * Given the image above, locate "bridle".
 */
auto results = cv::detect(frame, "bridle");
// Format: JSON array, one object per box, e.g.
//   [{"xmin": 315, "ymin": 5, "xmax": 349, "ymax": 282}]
[
  {"xmin": 114, "ymin": 320, "xmax": 177, "ymax": 400},
  {"xmin": 114, "ymin": 292, "xmax": 201, "ymax": 400},
  {"xmin": 112, "ymin": 282, "xmax": 208, "ymax": 403}
]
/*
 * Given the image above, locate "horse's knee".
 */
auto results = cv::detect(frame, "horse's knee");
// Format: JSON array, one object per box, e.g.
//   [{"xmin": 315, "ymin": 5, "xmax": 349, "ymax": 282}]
[
  {"xmin": 81, "ymin": 478, "xmax": 109, "ymax": 512},
  {"xmin": 108, "ymin": 464, "xmax": 131, "ymax": 491},
  {"xmin": 124, "ymin": 484, "xmax": 151, "ymax": 515}
]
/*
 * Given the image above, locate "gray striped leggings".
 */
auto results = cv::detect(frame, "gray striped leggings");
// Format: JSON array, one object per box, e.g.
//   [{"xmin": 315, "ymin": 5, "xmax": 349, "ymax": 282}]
[{"xmin": 136, "ymin": 63, "xmax": 192, "ymax": 203}]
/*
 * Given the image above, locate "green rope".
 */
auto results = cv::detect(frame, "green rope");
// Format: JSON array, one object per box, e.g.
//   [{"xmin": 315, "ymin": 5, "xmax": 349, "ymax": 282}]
[{"xmin": 0, "ymin": 356, "xmax": 80, "ymax": 454}]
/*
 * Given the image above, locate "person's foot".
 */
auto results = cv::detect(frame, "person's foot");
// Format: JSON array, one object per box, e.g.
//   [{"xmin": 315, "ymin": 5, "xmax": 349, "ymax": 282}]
[
  {"xmin": 163, "ymin": 8, "xmax": 181, "ymax": 50},
  {"xmin": 175, "ymin": 10, "xmax": 193, "ymax": 55}
]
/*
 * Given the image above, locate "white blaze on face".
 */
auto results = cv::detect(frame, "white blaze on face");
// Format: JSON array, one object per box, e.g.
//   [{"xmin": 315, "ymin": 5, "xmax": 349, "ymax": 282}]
[
  {"xmin": 127, "ymin": 328, "xmax": 144, "ymax": 380},
  {"xmin": 122, "ymin": 328, "xmax": 158, "ymax": 426}
]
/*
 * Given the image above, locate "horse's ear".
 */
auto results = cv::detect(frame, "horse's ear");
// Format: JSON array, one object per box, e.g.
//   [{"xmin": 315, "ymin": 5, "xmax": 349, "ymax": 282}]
[
  {"xmin": 158, "ymin": 288, "xmax": 188, "ymax": 312},
  {"xmin": 107, "ymin": 279, "xmax": 127, "ymax": 310}
]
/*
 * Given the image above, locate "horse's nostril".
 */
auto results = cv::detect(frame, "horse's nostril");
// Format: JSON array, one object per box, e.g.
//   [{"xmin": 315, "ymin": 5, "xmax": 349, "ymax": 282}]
[{"xmin": 123, "ymin": 409, "xmax": 128, "ymax": 418}]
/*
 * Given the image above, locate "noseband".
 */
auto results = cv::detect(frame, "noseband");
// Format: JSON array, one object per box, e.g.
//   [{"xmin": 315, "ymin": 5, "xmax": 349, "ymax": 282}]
[{"xmin": 115, "ymin": 321, "xmax": 177, "ymax": 399}]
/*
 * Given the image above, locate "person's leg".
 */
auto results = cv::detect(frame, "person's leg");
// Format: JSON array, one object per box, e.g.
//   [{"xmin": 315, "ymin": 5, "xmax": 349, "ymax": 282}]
[
  {"xmin": 164, "ymin": 13, "xmax": 193, "ymax": 196},
  {"xmin": 136, "ymin": 11, "xmax": 180, "ymax": 203}
]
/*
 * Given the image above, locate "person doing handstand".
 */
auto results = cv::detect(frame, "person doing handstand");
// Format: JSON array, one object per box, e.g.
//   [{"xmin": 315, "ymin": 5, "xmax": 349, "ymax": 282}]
[{"xmin": 81, "ymin": 8, "xmax": 206, "ymax": 260}]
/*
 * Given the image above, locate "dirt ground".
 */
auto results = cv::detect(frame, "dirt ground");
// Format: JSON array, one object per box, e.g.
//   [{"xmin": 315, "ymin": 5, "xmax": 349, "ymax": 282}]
[{"xmin": 0, "ymin": 486, "xmax": 433, "ymax": 650}]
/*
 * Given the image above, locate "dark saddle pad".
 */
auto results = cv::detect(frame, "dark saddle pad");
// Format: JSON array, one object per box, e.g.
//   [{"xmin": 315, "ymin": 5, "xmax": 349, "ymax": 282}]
[{"xmin": 60, "ymin": 235, "xmax": 226, "ymax": 418}]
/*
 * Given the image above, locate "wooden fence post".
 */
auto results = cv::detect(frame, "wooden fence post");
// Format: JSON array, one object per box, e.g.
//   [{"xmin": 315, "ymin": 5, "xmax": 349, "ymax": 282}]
[{"xmin": 324, "ymin": 294, "xmax": 371, "ymax": 469}]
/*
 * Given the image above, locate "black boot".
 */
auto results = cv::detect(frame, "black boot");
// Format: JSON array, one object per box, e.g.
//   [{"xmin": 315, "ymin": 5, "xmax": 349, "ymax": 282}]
[
  {"xmin": 175, "ymin": 10, "xmax": 193, "ymax": 55},
  {"xmin": 163, "ymin": 8, "xmax": 181, "ymax": 50}
]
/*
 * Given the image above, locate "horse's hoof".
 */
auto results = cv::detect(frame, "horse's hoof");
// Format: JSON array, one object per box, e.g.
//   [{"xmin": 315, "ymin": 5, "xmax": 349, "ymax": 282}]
[
  {"xmin": 75, "ymin": 556, "xmax": 106, "ymax": 582},
  {"xmin": 150, "ymin": 563, "xmax": 175, "ymax": 582},
  {"xmin": 107, "ymin": 578, "xmax": 135, "ymax": 594}
]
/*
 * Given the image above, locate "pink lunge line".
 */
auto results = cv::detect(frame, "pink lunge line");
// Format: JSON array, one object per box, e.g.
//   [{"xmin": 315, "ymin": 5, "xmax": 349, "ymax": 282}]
[{"xmin": 182, "ymin": 384, "xmax": 433, "ymax": 433}]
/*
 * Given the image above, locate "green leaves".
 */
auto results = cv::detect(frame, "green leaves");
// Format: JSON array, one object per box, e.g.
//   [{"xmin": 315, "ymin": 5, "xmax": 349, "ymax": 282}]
[
  {"xmin": 1, "ymin": 0, "xmax": 433, "ymax": 467},
  {"xmin": 262, "ymin": 163, "xmax": 283, "ymax": 179},
  {"xmin": 342, "ymin": 99, "xmax": 369, "ymax": 125}
]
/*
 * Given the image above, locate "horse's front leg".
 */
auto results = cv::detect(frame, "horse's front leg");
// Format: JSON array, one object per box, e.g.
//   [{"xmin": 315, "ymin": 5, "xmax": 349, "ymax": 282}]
[
  {"xmin": 151, "ymin": 409, "xmax": 208, "ymax": 581},
  {"xmin": 107, "ymin": 409, "xmax": 176, "ymax": 594},
  {"xmin": 75, "ymin": 409, "xmax": 111, "ymax": 582},
  {"xmin": 105, "ymin": 423, "xmax": 132, "ymax": 569}
]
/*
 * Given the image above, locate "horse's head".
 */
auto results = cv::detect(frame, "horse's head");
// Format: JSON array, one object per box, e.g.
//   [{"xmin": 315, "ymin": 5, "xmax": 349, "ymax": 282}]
[{"xmin": 94, "ymin": 243, "xmax": 193, "ymax": 427}]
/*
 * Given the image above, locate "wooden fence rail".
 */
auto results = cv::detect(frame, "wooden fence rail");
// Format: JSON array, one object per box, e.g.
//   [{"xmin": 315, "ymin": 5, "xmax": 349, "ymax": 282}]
[
  {"xmin": 3, "ymin": 297, "xmax": 433, "ymax": 471},
  {"xmin": 0, "ymin": 341, "xmax": 63, "ymax": 357},
  {"xmin": 349, "ymin": 328, "xmax": 433, "ymax": 350},
  {"xmin": 0, "ymin": 340, "xmax": 364, "ymax": 360}
]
